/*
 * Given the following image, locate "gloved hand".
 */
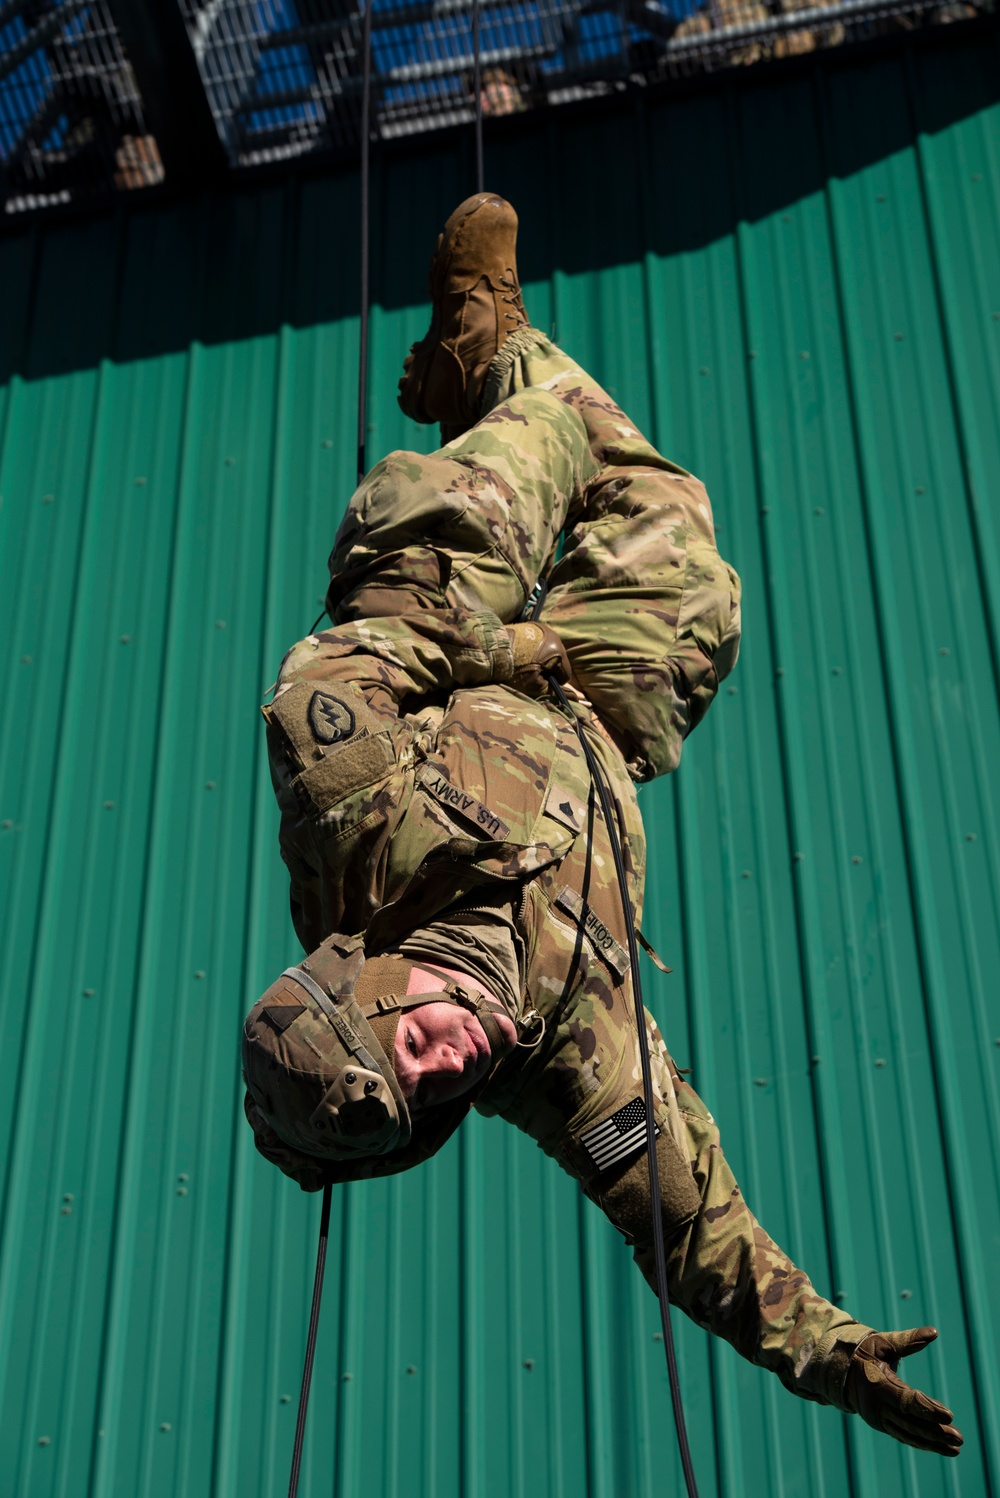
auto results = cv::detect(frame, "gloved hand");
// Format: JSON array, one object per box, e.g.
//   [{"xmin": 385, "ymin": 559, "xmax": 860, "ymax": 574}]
[
  {"xmin": 506, "ymin": 621, "xmax": 571, "ymax": 698},
  {"xmin": 845, "ymin": 1327, "xmax": 962, "ymax": 1457}
]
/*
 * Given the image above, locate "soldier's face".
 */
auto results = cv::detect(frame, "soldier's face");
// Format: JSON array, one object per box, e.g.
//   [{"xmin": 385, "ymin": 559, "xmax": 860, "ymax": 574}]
[
  {"xmin": 394, "ymin": 1001, "xmax": 492, "ymax": 1107},
  {"xmin": 393, "ymin": 963, "xmax": 516, "ymax": 1107}
]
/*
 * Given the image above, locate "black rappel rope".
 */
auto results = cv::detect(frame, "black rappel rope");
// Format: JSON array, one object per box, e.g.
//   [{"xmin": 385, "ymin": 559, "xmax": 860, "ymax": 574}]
[
  {"xmin": 472, "ymin": 0, "xmax": 484, "ymax": 193},
  {"xmin": 288, "ymin": 1, "xmax": 374, "ymax": 1489},
  {"xmin": 287, "ymin": 1182, "xmax": 333, "ymax": 1498},
  {"xmin": 546, "ymin": 674, "xmax": 700, "ymax": 1498}
]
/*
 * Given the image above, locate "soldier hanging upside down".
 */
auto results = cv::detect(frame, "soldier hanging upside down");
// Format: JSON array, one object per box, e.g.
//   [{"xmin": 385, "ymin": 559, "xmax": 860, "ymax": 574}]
[{"xmin": 241, "ymin": 194, "xmax": 962, "ymax": 1459}]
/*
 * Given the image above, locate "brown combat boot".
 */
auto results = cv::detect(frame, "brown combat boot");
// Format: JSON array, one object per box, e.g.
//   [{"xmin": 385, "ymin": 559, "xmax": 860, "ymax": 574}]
[{"xmin": 398, "ymin": 193, "xmax": 530, "ymax": 431}]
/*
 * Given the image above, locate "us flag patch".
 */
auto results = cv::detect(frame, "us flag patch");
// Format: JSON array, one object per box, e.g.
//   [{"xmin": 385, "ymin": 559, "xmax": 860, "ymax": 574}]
[{"xmin": 580, "ymin": 1097, "xmax": 657, "ymax": 1173}]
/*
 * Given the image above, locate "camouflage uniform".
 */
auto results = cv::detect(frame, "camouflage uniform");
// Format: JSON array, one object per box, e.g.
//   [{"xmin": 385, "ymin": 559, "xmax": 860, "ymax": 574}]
[{"xmin": 263, "ymin": 333, "xmax": 871, "ymax": 1409}]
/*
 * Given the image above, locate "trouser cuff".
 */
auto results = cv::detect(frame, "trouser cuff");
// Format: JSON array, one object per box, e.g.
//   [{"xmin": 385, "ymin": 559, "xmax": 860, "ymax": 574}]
[{"xmin": 480, "ymin": 327, "xmax": 551, "ymax": 415}]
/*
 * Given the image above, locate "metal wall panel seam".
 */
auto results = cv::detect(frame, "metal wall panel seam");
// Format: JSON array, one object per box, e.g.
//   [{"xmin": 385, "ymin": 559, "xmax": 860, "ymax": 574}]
[
  {"xmin": 752, "ymin": 103, "xmax": 906, "ymax": 1349},
  {"xmin": 818, "ymin": 86, "xmax": 999, "ymax": 1490},
  {"xmin": 729, "ymin": 124, "xmax": 871, "ymax": 1498},
  {"xmin": 904, "ymin": 44, "xmax": 1000, "ymax": 706},
  {"xmin": 88, "ymin": 334, "xmax": 206, "ymax": 1498},
  {"xmin": 210, "ymin": 223, "xmax": 298, "ymax": 1494},
  {"xmin": 902, "ymin": 55, "xmax": 1000, "ymax": 1152},
  {"xmin": 0, "ymin": 338, "xmax": 125, "ymax": 1498}
]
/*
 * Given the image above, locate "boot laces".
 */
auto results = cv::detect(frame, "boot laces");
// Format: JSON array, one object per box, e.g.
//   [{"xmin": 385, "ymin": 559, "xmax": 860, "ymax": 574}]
[{"xmin": 498, "ymin": 269, "xmax": 526, "ymax": 324}]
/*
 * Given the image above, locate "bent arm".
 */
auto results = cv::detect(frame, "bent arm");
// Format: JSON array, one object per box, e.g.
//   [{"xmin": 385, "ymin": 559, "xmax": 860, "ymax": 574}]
[{"xmin": 274, "ymin": 608, "xmax": 515, "ymax": 728}]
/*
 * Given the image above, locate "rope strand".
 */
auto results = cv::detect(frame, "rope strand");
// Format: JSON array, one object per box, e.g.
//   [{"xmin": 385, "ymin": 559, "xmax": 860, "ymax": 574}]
[
  {"xmin": 287, "ymin": 1184, "xmax": 334, "ymax": 1498},
  {"xmin": 548, "ymin": 674, "xmax": 700, "ymax": 1498},
  {"xmin": 357, "ymin": 0, "xmax": 375, "ymax": 488},
  {"xmin": 470, "ymin": 0, "xmax": 482, "ymax": 193}
]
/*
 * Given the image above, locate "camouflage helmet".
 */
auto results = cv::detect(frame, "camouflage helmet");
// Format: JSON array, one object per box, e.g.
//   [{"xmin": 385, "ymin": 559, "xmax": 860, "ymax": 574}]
[{"xmin": 242, "ymin": 930, "xmax": 515, "ymax": 1165}]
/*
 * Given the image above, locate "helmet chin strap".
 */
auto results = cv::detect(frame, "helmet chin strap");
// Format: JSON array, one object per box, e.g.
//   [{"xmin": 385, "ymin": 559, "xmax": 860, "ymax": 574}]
[{"xmin": 375, "ymin": 975, "xmax": 516, "ymax": 1061}]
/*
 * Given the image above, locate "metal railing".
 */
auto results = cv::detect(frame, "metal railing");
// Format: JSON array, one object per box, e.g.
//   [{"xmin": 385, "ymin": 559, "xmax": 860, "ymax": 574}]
[{"xmin": 0, "ymin": 0, "xmax": 989, "ymax": 213}]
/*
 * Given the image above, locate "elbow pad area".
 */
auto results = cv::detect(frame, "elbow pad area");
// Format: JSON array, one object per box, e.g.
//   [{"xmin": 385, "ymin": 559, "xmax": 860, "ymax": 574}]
[{"xmin": 592, "ymin": 1129, "xmax": 701, "ymax": 1246}]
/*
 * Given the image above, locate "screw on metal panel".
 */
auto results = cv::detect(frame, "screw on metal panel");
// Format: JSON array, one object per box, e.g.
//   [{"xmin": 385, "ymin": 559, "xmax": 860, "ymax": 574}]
[
  {"xmin": 225, "ymin": 457, "xmax": 235, "ymax": 466},
  {"xmin": 748, "ymin": 350, "xmax": 758, "ymax": 359},
  {"xmin": 178, "ymin": 1173, "xmax": 189, "ymax": 1182},
  {"xmin": 83, "ymin": 988, "xmax": 95, "ymax": 997},
  {"xmin": 875, "ymin": 1058, "xmax": 886, "ymax": 1068},
  {"xmin": 793, "ymin": 851, "xmax": 804, "ymax": 862},
  {"xmin": 176, "ymin": 1187, "xmax": 188, "ymax": 1196},
  {"xmin": 2, "ymin": 820, "xmax": 12, "ymax": 830},
  {"xmin": 699, "ymin": 367, "xmax": 709, "ymax": 376},
  {"xmin": 119, "ymin": 635, "xmax": 130, "ymax": 644},
  {"xmin": 834, "ymin": 1290, "xmax": 847, "ymax": 1301},
  {"xmin": 653, "ymin": 1332, "xmax": 663, "ymax": 1341},
  {"xmin": 523, "ymin": 1359, "xmax": 535, "ymax": 1371},
  {"xmin": 915, "ymin": 486, "xmax": 925, "ymax": 494},
  {"xmin": 900, "ymin": 1289, "xmax": 912, "ymax": 1299},
  {"xmin": 832, "ymin": 666, "xmax": 842, "ymax": 675},
  {"xmin": 852, "ymin": 855, "xmax": 864, "ymax": 865},
  {"xmin": 21, "ymin": 655, "xmax": 31, "ymax": 664},
  {"xmin": 814, "ymin": 506, "xmax": 824, "ymax": 515},
  {"xmin": 754, "ymin": 1077, "xmax": 768, "ymax": 1087},
  {"xmin": 966, "ymin": 833, "xmax": 977, "ymax": 842},
  {"xmin": 64, "ymin": 1193, "xmax": 74, "ymax": 1203},
  {"xmin": 194, "ymin": 971, "xmax": 204, "ymax": 979},
  {"xmin": 280, "ymin": 1394, "xmax": 291, "ymax": 1403},
  {"xmin": 61, "ymin": 1205, "xmax": 72, "ymax": 1215},
  {"xmin": 993, "ymin": 313, "xmax": 1000, "ymax": 320},
  {"xmin": 727, "ymin": 686, "xmax": 738, "ymax": 695},
  {"xmin": 760, "ymin": 505, "xmax": 770, "ymax": 515},
  {"xmin": 811, "ymin": 1055, "xmax": 821, "ymax": 1064},
  {"xmin": 135, "ymin": 477, "xmax": 147, "ymax": 487},
  {"xmin": 322, "ymin": 439, "xmax": 333, "ymax": 448},
  {"xmin": 940, "ymin": 647, "xmax": 950, "ymax": 656},
  {"xmin": 38, "ymin": 1437, "xmax": 51, "ymax": 1446},
  {"xmin": 160, "ymin": 1423, "xmax": 172, "ymax": 1432},
  {"xmin": 42, "ymin": 494, "xmax": 54, "ymax": 504},
  {"xmin": 775, "ymin": 668, "xmax": 785, "ymax": 677},
  {"xmin": 342, "ymin": 1372, "xmax": 353, "ymax": 1382},
  {"xmin": 876, "ymin": 194, "xmax": 886, "ymax": 202},
  {"xmin": 406, "ymin": 1366, "xmax": 417, "ymax": 1376},
  {"xmin": 215, "ymin": 620, "xmax": 226, "ymax": 629},
  {"xmin": 103, "ymin": 801, "xmax": 115, "ymax": 810},
  {"xmin": 205, "ymin": 781, "xmax": 216, "ymax": 790},
  {"xmin": 894, "ymin": 332, "xmax": 904, "ymax": 341},
  {"xmin": 800, "ymin": 351, "xmax": 810, "ymax": 361},
  {"xmin": 972, "ymin": 173, "xmax": 982, "ymax": 181},
  {"xmin": 741, "ymin": 870, "xmax": 752, "ymax": 880}
]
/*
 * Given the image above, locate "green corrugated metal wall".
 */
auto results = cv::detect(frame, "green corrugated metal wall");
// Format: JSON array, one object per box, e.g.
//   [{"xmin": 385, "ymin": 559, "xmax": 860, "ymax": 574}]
[{"xmin": 1, "ymin": 26, "xmax": 998, "ymax": 1498}]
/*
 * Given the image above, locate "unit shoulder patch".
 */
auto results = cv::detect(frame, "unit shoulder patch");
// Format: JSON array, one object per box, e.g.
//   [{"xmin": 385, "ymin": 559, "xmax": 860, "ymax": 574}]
[{"xmin": 309, "ymin": 690, "xmax": 355, "ymax": 745}]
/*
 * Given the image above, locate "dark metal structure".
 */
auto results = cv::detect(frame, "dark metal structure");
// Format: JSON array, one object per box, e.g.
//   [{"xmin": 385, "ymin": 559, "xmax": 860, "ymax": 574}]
[{"xmin": 0, "ymin": 0, "xmax": 990, "ymax": 214}]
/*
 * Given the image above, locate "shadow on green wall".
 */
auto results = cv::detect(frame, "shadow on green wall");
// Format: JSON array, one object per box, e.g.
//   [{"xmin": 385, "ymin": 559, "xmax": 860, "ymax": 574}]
[{"xmin": 0, "ymin": 19, "xmax": 996, "ymax": 385}]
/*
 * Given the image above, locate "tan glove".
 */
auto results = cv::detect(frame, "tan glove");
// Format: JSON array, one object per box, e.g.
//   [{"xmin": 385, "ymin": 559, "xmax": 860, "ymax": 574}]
[
  {"xmin": 845, "ymin": 1327, "xmax": 962, "ymax": 1457},
  {"xmin": 506, "ymin": 621, "xmax": 571, "ymax": 698}
]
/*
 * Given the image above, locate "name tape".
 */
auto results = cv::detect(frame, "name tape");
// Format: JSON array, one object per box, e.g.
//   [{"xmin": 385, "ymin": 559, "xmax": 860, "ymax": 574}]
[{"xmin": 555, "ymin": 886, "xmax": 629, "ymax": 981}]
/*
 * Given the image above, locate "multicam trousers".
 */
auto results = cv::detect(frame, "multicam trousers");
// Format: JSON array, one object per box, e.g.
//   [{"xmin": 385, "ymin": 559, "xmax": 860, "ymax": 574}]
[
  {"xmin": 328, "ymin": 332, "xmax": 741, "ymax": 783},
  {"xmin": 281, "ymin": 334, "xmax": 868, "ymax": 1405}
]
